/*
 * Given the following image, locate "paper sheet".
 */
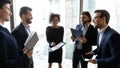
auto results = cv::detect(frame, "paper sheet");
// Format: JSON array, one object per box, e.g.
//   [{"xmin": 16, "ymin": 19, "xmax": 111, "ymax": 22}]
[{"xmin": 48, "ymin": 42, "xmax": 66, "ymax": 52}]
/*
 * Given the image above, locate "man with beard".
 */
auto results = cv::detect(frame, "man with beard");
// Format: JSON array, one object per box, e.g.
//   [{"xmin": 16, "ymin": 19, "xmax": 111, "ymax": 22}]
[
  {"xmin": 71, "ymin": 11, "xmax": 97, "ymax": 68},
  {"xmin": 86, "ymin": 9, "xmax": 120, "ymax": 68},
  {"xmin": 12, "ymin": 6, "xmax": 34, "ymax": 68}
]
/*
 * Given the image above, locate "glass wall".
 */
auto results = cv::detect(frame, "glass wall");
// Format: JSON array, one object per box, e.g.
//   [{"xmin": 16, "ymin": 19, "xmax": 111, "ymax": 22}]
[{"xmin": 65, "ymin": 0, "xmax": 80, "ymax": 59}]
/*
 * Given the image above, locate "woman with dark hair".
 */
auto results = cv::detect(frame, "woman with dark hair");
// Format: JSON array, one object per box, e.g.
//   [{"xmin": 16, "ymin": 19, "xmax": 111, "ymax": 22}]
[{"xmin": 46, "ymin": 13, "xmax": 64, "ymax": 68}]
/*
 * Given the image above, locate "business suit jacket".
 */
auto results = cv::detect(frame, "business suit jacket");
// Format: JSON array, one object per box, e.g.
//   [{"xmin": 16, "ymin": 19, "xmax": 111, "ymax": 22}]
[
  {"xmin": 12, "ymin": 23, "xmax": 33, "ymax": 68},
  {"xmin": 12, "ymin": 23, "xmax": 28, "ymax": 50},
  {"xmin": 93, "ymin": 26, "xmax": 120, "ymax": 68},
  {"xmin": 0, "ymin": 25, "xmax": 29, "ymax": 68},
  {"xmin": 74, "ymin": 24, "xmax": 97, "ymax": 58},
  {"xmin": 72, "ymin": 24, "xmax": 97, "ymax": 68}
]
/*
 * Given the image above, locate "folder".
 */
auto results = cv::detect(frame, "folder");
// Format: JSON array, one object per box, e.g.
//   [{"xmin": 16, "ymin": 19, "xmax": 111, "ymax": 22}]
[
  {"xmin": 24, "ymin": 31, "xmax": 39, "ymax": 53},
  {"xmin": 70, "ymin": 28, "xmax": 83, "ymax": 38},
  {"xmin": 48, "ymin": 42, "xmax": 66, "ymax": 52}
]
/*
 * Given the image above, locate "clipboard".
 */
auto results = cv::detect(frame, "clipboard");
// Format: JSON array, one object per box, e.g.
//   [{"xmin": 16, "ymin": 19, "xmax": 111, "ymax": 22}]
[
  {"xmin": 24, "ymin": 32, "xmax": 39, "ymax": 53},
  {"xmin": 70, "ymin": 28, "xmax": 83, "ymax": 38}
]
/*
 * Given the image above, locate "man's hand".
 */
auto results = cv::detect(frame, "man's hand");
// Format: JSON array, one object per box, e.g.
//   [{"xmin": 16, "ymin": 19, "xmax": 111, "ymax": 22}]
[
  {"xmin": 23, "ymin": 47, "xmax": 33, "ymax": 58},
  {"xmin": 85, "ymin": 51, "xmax": 94, "ymax": 55},
  {"xmin": 71, "ymin": 36, "xmax": 75, "ymax": 41},
  {"xmin": 25, "ymin": 49, "xmax": 33, "ymax": 58},
  {"xmin": 77, "ymin": 37, "xmax": 87, "ymax": 43},
  {"xmin": 88, "ymin": 59, "xmax": 97, "ymax": 64}
]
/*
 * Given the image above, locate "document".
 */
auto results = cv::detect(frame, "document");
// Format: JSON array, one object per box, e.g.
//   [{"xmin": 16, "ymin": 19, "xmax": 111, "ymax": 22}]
[
  {"xmin": 48, "ymin": 42, "xmax": 66, "ymax": 52},
  {"xmin": 70, "ymin": 28, "xmax": 83, "ymax": 38},
  {"xmin": 24, "ymin": 31, "xmax": 39, "ymax": 53},
  {"xmin": 84, "ymin": 55, "xmax": 97, "ymax": 61},
  {"xmin": 84, "ymin": 59, "xmax": 89, "ymax": 61},
  {"xmin": 81, "ymin": 54, "xmax": 90, "ymax": 61}
]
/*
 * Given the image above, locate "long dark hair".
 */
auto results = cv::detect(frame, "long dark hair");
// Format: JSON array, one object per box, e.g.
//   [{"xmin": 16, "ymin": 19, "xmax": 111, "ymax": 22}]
[{"xmin": 81, "ymin": 11, "xmax": 91, "ymax": 22}]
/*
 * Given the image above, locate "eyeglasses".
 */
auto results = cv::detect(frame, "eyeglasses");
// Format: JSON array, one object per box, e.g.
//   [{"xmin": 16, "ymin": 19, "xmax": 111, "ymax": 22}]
[{"xmin": 94, "ymin": 16, "xmax": 101, "ymax": 19}]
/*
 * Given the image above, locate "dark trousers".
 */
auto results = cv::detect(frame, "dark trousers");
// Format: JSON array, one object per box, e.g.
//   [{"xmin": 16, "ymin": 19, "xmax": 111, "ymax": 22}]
[
  {"xmin": 72, "ymin": 49, "xmax": 88, "ymax": 68},
  {"xmin": 22, "ymin": 56, "xmax": 34, "ymax": 68},
  {"xmin": 29, "ymin": 56, "xmax": 34, "ymax": 68}
]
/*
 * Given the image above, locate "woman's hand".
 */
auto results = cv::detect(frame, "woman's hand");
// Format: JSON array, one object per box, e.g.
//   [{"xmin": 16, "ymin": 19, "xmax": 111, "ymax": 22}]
[{"xmin": 51, "ymin": 42, "xmax": 56, "ymax": 46}]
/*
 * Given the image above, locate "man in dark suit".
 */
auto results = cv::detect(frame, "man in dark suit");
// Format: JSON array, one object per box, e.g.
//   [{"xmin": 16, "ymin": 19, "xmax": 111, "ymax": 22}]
[
  {"xmin": 12, "ymin": 7, "xmax": 34, "ymax": 68},
  {"xmin": 86, "ymin": 10, "xmax": 120, "ymax": 68},
  {"xmin": 71, "ymin": 11, "xmax": 97, "ymax": 68},
  {"xmin": 0, "ymin": 0, "xmax": 32, "ymax": 68}
]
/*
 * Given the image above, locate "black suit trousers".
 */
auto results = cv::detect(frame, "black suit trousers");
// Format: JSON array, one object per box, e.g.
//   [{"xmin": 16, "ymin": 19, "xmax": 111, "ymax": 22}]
[{"xmin": 72, "ymin": 49, "xmax": 88, "ymax": 68}]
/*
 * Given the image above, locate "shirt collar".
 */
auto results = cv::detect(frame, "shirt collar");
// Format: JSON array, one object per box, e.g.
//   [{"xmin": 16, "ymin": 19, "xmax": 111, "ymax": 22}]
[
  {"xmin": 98, "ymin": 25, "xmax": 108, "ymax": 33},
  {"xmin": 81, "ymin": 23, "xmax": 90, "ymax": 29},
  {"xmin": 22, "ymin": 23, "xmax": 30, "ymax": 29},
  {"xmin": 0, "ymin": 22, "xmax": 4, "ymax": 27},
  {"xmin": 24, "ymin": 25, "xmax": 30, "ymax": 29}
]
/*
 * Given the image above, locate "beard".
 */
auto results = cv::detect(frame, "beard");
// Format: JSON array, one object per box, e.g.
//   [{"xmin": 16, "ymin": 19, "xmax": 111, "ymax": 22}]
[
  {"xmin": 5, "ymin": 18, "xmax": 10, "ymax": 21},
  {"xmin": 26, "ymin": 18, "xmax": 32, "ymax": 24},
  {"xmin": 3, "ymin": 16, "xmax": 10, "ymax": 22},
  {"xmin": 82, "ymin": 21, "xmax": 88, "ymax": 25}
]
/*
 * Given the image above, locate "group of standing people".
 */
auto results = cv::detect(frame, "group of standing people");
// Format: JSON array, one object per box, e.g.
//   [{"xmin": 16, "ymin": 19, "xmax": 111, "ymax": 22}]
[
  {"xmin": 1, "ymin": 0, "xmax": 120, "ymax": 68},
  {"xmin": 45, "ymin": 9, "xmax": 120, "ymax": 68},
  {"xmin": 45, "ymin": 10, "xmax": 120, "ymax": 68}
]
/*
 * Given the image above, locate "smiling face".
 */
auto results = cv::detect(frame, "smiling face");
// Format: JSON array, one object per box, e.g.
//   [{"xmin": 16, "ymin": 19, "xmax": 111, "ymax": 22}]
[
  {"xmin": 51, "ymin": 16, "xmax": 59, "ymax": 26},
  {"xmin": 80, "ymin": 14, "xmax": 90, "ymax": 25},
  {"xmin": 24, "ymin": 10, "xmax": 33, "ymax": 24},
  {"xmin": 0, "ymin": 3, "xmax": 12, "ymax": 23}
]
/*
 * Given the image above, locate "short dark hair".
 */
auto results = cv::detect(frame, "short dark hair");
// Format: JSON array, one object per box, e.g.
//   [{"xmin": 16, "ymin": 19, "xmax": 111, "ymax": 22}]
[
  {"xmin": 19, "ymin": 6, "xmax": 32, "ymax": 18},
  {"xmin": 94, "ymin": 9, "xmax": 110, "ymax": 24},
  {"xmin": 49, "ymin": 13, "xmax": 60, "ymax": 23},
  {"xmin": 0, "ymin": 0, "xmax": 11, "ymax": 8},
  {"xmin": 81, "ymin": 11, "xmax": 91, "ymax": 22}
]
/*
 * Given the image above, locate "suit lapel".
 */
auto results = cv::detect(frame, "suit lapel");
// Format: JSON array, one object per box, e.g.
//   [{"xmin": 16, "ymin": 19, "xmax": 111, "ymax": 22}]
[
  {"xmin": 20, "ymin": 23, "xmax": 28, "ymax": 36},
  {"xmin": 99, "ymin": 27, "xmax": 112, "ymax": 49},
  {"xmin": 76, "ymin": 24, "xmax": 82, "ymax": 31},
  {"xmin": 99, "ymin": 31, "xmax": 107, "ymax": 47},
  {"xmin": 0, "ymin": 25, "xmax": 10, "ymax": 34},
  {"xmin": 0, "ymin": 26, "xmax": 18, "ymax": 47},
  {"xmin": 85, "ymin": 24, "xmax": 92, "ymax": 37}
]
